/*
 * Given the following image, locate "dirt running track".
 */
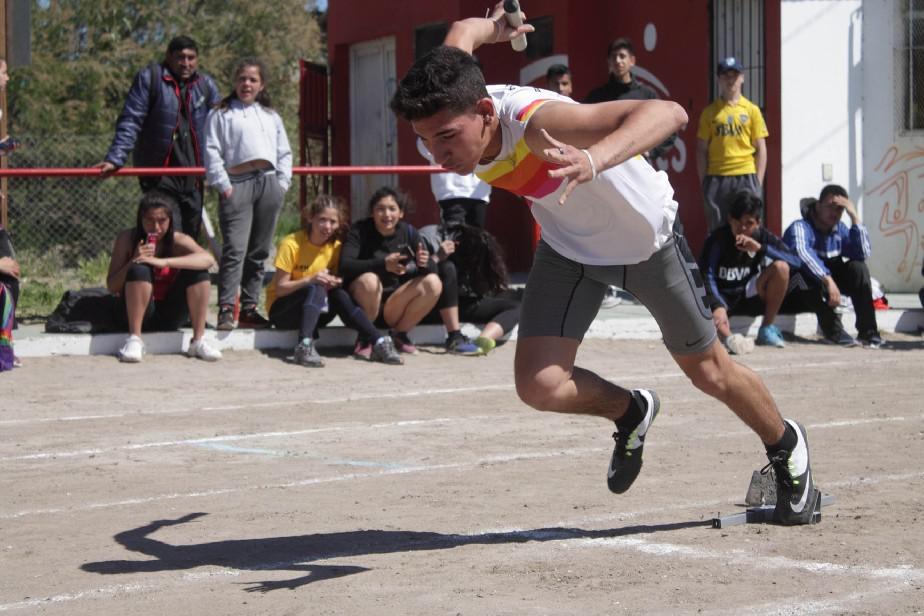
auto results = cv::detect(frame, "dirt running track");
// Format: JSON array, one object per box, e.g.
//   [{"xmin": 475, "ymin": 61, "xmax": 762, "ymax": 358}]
[{"xmin": 2, "ymin": 337, "xmax": 923, "ymax": 615}]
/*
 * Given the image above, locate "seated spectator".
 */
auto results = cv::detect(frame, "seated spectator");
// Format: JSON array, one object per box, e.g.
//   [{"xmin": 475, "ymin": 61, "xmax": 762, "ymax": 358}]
[
  {"xmin": 420, "ymin": 223, "xmax": 521, "ymax": 355},
  {"xmin": 545, "ymin": 63, "xmax": 572, "ymax": 97},
  {"xmin": 784, "ymin": 184, "xmax": 883, "ymax": 348},
  {"xmin": 339, "ymin": 187, "xmax": 442, "ymax": 355},
  {"xmin": 205, "ymin": 57, "xmax": 292, "ymax": 331},
  {"xmin": 107, "ymin": 190, "xmax": 222, "ymax": 363},
  {"xmin": 0, "ymin": 224, "xmax": 19, "ymax": 370},
  {"xmin": 700, "ymin": 191, "xmax": 803, "ymax": 351},
  {"xmin": 267, "ymin": 194, "xmax": 402, "ymax": 367}
]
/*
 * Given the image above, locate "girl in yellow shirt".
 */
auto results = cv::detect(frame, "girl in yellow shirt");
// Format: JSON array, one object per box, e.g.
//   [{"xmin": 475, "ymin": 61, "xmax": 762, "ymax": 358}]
[{"xmin": 268, "ymin": 195, "xmax": 403, "ymax": 366}]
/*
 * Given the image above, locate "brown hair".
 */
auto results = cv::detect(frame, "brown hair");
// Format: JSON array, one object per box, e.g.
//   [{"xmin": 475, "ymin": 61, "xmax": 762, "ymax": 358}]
[
  {"xmin": 301, "ymin": 194, "xmax": 348, "ymax": 243},
  {"xmin": 217, "ymin": 57, "xmax": 273, "ymax": 110}
]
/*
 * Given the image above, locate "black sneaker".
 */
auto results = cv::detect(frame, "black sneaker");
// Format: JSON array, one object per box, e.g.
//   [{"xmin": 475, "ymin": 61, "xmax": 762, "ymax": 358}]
[
  {"xmin": 238, "ymin": 306, "xmax": 270, "ymax": 329},
  {"xmin": 858, "ymin": 330, "xmax": 884, "ymax": 349},
  {"xmin": 607, "ymin": 389, "xmax": 660, "ymax": 494},
  {"xmin": 761, "ymin": 419, "xmax": 815, "ymax": 525},
  {"xmin": 821, "ymin": 326, "xmax": 859, "ymax": 347},
  {"xmin": 216, "ymin": 305, "xmax": 235, "ymax": 331}
]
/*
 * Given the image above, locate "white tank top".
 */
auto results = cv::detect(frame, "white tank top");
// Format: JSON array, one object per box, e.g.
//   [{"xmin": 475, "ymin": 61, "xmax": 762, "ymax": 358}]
[{"xmin": 475, "ymin": 85, "xmax": 677, "ymax": 265}]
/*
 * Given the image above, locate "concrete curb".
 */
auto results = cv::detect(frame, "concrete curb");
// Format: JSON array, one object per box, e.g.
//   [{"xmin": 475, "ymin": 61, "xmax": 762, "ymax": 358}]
[{"xmin": 12, "ymin": 305, "xmax": 922, "ymax": 358}]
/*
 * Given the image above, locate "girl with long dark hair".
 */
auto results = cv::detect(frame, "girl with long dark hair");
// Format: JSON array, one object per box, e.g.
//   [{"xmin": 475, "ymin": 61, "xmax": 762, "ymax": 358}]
[{"xmin": 107, "ymin": 190, "xmax": 220, "ymax": 362}]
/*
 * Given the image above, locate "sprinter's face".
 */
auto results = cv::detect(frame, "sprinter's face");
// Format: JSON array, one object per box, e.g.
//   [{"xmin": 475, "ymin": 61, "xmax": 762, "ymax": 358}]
[{"xmin": 412, "ymin": 99, "xmax": 498, "ymax": 175}]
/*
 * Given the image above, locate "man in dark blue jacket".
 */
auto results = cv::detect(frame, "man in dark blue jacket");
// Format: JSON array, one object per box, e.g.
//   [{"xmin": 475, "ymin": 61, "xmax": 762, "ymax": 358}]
[
  {"xmin": 96, "ymin": 36, "xmax": 220, "ymax": 238},
  {"xmin": 784, "ymin": 184, "xmax": 882, "ymax": 348}
]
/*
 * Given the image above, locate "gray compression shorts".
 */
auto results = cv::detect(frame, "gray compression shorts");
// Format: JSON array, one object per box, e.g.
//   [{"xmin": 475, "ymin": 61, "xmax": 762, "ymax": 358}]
[{"xmin": 519, "ymin": 235, "xmax": 717, "ymax": 355}]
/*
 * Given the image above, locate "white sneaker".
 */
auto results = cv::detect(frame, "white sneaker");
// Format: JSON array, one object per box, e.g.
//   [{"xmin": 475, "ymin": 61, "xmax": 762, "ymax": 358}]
[
  {"xmin": 724, "ymin": 333, "xmax": 755, "ymax": 355},
  {"xmin": 118, "ymin": 335, "xmax": 144, "ymax": 363},
  {"xmin": 187, "ymin": 338, "xmax": 222, "ymax": 362}
]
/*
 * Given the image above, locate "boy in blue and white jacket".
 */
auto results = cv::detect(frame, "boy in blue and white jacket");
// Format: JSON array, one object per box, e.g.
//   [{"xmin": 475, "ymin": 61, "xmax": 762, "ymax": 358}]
[{"xmin": 783, "ymin": 184, "xmax": 882, "ymax": 348}]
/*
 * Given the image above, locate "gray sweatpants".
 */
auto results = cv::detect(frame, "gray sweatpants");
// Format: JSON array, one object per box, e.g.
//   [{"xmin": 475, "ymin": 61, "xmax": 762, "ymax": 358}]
[
  {"xmin": 702, "ymin": 173, "xmax": 761, "ymax": 232},
  {"xmin": 217, "ymin": 170, "xmax": 285, "ymax": 308}
]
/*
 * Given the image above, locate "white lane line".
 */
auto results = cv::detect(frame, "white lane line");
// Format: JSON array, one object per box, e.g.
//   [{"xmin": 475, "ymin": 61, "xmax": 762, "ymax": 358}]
[
  {"xmin": 3, "ymin": 409, "xmax": 921, "ymax": 465},
  {"xmin": 0, "ymin": 355, "xmax": 904, "ymax": 426},
  {"xmin": 3, "ymin": 422, "xmax": 924, "ymax": 523},
  {"xmin": 2, "ymin": 469, "xmax": 921, "ymax": 613},
  {"xmin": 0, "ymin": 582, "xmax": 154, "ymax": 612},
  {"xmin": 568, "ymin": 536, "xmax": 924, "ymax": 582},
  {"xmin": 0, "ymin": 447, "xmax": 601, "ymax": 520},
  {"xmin": 708, "ymin": 582, "xmax": 919, "ymax": 616},
  {"xmin": 0, "ymin": 415, "xmax": 513, "ymax": 462}
]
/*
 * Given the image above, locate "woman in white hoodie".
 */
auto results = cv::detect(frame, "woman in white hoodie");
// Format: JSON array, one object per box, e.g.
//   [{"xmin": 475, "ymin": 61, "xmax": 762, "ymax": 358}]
[{"xmin": 205, "ymin": 57, "xmax": 292, "ymax": 331}]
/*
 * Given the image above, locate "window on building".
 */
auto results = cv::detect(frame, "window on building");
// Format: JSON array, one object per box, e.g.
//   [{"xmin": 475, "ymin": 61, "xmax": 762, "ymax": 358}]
[
  {"xmin": 525, "ymin": 16, "xmax": 553, "ymax": 60},
  {"xmin": 901, "ymin": 0, "xmax": 924, "ymax": 131},
  {"xmin": 415, "ymin": 22, "xmax": 448, "ymax": 60},
  {"xmin": 711, "ymin": 0, "xmax": 765, "ymax": 109}
]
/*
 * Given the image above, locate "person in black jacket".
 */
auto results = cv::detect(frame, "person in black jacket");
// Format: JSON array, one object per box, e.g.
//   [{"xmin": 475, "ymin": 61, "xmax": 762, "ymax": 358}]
[
  {"xmin": 95, "ymin": 36, "xmax": 220, "ymax": 238},
  {"xmin": 699, "ymin": 191, "xmax": 805, "ymax": 352},
  {"xmin": 339, "ymin": 187, "xmax": 442, "ymax": 356}
]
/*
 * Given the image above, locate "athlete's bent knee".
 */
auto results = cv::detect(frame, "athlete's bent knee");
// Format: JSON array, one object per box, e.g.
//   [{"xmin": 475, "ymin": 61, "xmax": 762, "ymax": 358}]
[
  {"xmin": 684, "ymin": 356, "xmax": 730, "ymax": 401},
  {"xmin": 515, "ymin": 371, "xmax": 566, "ymax": 412}
]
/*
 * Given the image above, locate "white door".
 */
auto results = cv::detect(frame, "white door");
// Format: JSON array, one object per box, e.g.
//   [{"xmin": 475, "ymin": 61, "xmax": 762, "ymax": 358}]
[{"xmin": 350, "ymin": 37, "xmax": 397, "ymax": 221}]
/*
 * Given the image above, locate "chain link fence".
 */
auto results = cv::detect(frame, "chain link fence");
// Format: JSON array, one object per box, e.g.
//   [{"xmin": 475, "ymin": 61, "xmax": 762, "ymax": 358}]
[
  {"xmin": 6, "ymin": 134, "xmax": 143, "ymax": 267},
  {"xmin": 3, "ymin": 134, "xmax": 305, "ymax": 318}
]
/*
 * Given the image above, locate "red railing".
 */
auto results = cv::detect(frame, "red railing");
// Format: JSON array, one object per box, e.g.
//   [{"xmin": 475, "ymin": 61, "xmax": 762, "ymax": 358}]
[{"xmin": 0, "ymin": 166, "xmax": 445, "ymax": 177}]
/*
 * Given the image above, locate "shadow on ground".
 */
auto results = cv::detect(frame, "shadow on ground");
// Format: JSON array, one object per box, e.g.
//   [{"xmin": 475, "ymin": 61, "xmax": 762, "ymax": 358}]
[{"xmin": 81, "ymin": 512, "xmax": 709, "ymax": 592}]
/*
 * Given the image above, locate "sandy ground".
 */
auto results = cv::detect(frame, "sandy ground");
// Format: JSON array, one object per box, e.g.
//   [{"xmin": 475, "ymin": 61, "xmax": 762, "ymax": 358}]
[{"xmin": 2, "ymin": 336, "xmax": 923, "ymax": 615}]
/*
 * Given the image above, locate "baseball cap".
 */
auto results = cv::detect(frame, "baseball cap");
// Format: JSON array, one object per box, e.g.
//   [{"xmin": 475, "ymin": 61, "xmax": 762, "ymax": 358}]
[{"xmin": 717, "ymin": 56, "xmax": 744, "ymax": 75}]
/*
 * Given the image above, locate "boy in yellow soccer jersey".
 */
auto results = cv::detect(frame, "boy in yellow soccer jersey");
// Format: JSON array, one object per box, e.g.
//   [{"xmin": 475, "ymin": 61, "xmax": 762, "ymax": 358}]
[{"xmin": 696, "ymin": 57, "xmax": 768, "ymax": 232}]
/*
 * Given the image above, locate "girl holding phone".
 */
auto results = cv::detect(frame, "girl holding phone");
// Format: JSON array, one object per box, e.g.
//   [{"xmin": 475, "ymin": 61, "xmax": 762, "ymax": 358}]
[
  {"xmin": 107, "ymin": 191, "xmax": 221, "ymax": 363},
  {"xmin": 339, "ymin": 187, "xmax": 441, "ymax": 356}
]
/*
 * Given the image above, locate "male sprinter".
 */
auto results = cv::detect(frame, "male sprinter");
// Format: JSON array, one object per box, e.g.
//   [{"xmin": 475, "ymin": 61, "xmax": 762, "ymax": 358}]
[{"xmin": 390, "ymin": 6, "xmax": 816, "ymax": 524}]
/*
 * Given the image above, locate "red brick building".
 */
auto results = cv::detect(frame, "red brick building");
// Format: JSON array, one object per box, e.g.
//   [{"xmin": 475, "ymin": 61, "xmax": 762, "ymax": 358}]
[{"xmin": 324, "ymin": 1, "xmax": 780, "ymax": 272}]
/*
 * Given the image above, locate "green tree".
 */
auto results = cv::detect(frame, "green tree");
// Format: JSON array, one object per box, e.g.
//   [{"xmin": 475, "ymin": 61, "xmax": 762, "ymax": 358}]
[{"xmin": 9, "ymin": 0, "xmax": 326, "ymax": 137}]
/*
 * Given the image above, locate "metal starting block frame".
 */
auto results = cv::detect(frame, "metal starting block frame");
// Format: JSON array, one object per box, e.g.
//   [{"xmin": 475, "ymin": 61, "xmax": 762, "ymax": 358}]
[{"xmin": 711, "ymin": 470, "xmax": 835, "ymax": 529}]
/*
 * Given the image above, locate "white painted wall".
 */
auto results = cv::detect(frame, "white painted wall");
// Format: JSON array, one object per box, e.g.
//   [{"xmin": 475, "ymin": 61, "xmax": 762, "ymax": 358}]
[
  {"xmin": 780, "ymin": 0, "xmax": 863, "ymax": 232},
  {"xmin": 862, "ymin": 0, "xmax": 924, "ymax": 292},
  {"xmin": 782, "ymin": 0, "xmax": 924, "ymax": 292}
]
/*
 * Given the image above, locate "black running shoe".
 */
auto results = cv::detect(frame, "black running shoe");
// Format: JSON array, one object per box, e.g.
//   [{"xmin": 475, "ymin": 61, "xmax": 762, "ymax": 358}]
[
  {"xmin": 858, "ymin": 330, "xmax": 885, "ymax": 349},
  {"xmin": 762, "ymin": 419, "xmax": 816, "ymax": 525},
  {"xmin": 607, "ymin": 389, "xmax": 660, "ymax": 494}
]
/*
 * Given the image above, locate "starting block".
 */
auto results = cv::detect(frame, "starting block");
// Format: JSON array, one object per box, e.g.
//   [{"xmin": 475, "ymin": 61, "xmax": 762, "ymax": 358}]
[{"xmin": 711, "ymin": 470, "xmax": 834, "ymax": 529}]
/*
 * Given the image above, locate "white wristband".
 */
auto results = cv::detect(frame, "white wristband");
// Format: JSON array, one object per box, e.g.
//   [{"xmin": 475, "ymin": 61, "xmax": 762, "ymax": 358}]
[{"xmin": 581, "ymin": 149, "xmax": 597, "ymax": 181}]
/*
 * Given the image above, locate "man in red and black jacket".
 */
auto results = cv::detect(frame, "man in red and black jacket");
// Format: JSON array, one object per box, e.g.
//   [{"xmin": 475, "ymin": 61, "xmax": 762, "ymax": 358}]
[{"xmin": 96, "ymin": 36, "xmax": 220, "ymax": 238}]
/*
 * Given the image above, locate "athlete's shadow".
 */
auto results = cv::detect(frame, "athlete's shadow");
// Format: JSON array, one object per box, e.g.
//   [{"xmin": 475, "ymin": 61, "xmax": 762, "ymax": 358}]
[{"xmin": 81, "ymin": 512, "xmax": 709, "ymax": 592}]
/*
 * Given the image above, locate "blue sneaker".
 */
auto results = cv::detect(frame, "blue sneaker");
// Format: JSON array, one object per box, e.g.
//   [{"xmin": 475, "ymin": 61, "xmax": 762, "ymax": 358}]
[
  {"xmin": 446, "ymin": 333, "xmax": 483, "ymax": 356},
  {"xmin": 756, "ymin": 324, "xmax": 785, "ymax": 348}
]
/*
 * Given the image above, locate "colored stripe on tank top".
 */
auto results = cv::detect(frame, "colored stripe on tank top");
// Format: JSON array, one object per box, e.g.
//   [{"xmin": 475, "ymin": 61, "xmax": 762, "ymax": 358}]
[{"xmin": 477, "ymin": 99, "xmax": 563, "ymax": 200}]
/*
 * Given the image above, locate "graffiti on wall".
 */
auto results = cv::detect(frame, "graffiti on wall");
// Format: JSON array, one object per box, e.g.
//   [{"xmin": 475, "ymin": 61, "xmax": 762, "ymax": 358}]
[{"xmin": 865, "ymin": 145, "xmax": 924, "ymax": 284}]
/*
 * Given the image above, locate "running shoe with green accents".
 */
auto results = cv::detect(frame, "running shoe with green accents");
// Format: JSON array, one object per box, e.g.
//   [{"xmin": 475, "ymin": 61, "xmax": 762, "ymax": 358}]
[
  {"xmin": 762, "ymin": 419, "xmax": 816, "ymax": 525},
  {"xmin": 607, "ymin": 389, "xmax": 660, "ymax": 494}
]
